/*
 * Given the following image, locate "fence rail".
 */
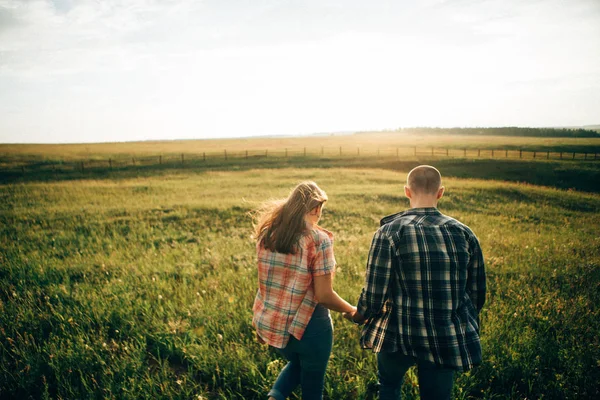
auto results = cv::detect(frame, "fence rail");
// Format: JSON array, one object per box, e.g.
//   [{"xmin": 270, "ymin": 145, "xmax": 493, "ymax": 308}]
[{"xmin": 6, "ymin": 146, "xmax": 599, "ymax": 176}]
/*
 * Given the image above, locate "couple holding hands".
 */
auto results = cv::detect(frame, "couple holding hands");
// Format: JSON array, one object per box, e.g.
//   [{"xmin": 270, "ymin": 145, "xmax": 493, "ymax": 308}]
[{"xmin": 252, "ymin": 165, "xmax": 486, "ymax": 400}]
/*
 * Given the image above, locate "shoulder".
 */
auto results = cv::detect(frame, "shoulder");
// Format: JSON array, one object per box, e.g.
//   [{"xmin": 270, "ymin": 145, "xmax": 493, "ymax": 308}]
[
  {"xmin": 313, "ymin": 226, "xmax": 334, "ymax": 244},
  {"xmin": 304, "ymin": 226, "xmax": 334, "ymax": 249},
  {"xmin": 440, "ymin": 214, "xmax": 480, "ymax": 242}
]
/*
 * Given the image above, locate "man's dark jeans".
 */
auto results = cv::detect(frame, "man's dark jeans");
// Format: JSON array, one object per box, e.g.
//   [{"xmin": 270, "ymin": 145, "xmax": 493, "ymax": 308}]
[{"xmin": 377, "ymin": 351, "xmax": 455, "ymax": 400}]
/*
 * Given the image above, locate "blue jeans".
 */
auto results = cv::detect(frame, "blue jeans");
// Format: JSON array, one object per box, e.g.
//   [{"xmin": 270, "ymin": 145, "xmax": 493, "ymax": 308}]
[
  {"xmin": 377, "ymin": 351, "xmax": 455, "ymax": 400},
  {"xmin": 268, "ymin": 304, "xmax": 333, "ymax": 400}
]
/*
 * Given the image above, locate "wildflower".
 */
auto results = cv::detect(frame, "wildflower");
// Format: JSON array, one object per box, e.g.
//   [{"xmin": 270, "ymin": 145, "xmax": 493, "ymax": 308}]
[
  {"xmin": 176, "ymin": 379, "xmax": 183, "ymax": 386},
  {"xmin": 217, "ymin": 334, "xmax": 223, "ymax": 341},
  {"xmin": 158, "ymin": 295, "xmax": 163, "ymax": 300}
]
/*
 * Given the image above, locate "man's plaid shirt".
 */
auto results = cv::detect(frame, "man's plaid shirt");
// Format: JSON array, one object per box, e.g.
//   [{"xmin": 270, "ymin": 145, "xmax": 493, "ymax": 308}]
[{"xmin": 357, "ymin": 208, "xmax": 486, "ymax": 371}]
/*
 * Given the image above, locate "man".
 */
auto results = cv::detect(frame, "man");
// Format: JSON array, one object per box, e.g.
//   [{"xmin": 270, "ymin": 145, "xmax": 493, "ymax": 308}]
[{"xmin": 346, "ymin": 165, "xmax": 486, "ymax": 400}]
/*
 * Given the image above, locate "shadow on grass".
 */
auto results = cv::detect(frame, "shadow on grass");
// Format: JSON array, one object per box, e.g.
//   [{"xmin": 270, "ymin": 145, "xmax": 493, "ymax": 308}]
[{"xmin": 1, "ymin": 156, "xmax": 600, "ymax": 194}]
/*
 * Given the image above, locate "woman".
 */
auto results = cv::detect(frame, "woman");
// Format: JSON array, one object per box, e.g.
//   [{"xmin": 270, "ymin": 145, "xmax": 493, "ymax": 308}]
[{"xmin": 252, "ymin": 181, "xmax": 356, "ymax": 400}]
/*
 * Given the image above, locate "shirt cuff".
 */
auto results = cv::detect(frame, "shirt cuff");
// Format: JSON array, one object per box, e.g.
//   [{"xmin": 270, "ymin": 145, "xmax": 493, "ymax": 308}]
[{"xmin": 356, "ymin": 289, "xmax": 370, "ymax": 320}]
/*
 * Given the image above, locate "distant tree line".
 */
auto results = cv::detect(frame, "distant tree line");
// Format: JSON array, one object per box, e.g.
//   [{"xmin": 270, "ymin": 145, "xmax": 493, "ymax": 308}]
[{"xmin": 396, "ymin": 127, "xmax": 600, "ymax": 138}]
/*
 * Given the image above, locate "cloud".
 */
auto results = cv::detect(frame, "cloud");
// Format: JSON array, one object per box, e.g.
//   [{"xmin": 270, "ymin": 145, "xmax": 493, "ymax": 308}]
[
  {"xmin": 0, "ymin": 0, "xmax": 599, "ymax": 142},
  {"xmin": 0, "ymin": 0, "xmax": 208, "ymax": 78}
]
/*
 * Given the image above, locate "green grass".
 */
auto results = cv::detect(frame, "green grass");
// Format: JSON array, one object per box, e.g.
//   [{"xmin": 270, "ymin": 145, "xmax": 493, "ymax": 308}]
[
  {"xmin": 1, "ymin": 166, "xmax": 599, "ymax": 399},
  {"xmin": 3, "ymin": 156, "xmax": 600, "ymax": 195},
  {"xmin": 2, "ymin": 132, "xmax": 600, "ymax": 162}
]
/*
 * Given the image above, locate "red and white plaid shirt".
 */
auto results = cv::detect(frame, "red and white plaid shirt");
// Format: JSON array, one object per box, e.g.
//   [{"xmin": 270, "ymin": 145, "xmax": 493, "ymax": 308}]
[{"xmin": 252, "ymin": 227, "xmax": 336, "ymax": 348}]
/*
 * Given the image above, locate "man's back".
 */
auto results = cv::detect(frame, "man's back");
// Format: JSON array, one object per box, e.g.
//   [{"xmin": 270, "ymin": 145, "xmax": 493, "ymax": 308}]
[{"xmin": 357, "ymin": 207, "xmax": 486, "ymax": 371}]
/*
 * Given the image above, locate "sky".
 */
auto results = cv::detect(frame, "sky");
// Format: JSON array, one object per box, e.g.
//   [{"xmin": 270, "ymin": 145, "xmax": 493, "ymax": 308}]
[{"xmin": 1, "ymin": 0, "xmax": 599, "ymax": 143}]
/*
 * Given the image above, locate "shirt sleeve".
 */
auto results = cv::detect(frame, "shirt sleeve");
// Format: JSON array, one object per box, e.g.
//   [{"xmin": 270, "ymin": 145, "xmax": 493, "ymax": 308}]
[
  {"xmin": 310, "ymin": 232, "xmax": 336, "ymax": 277},
  {"xmin": 356, "ymin": 228, "xmax": 394, "ymax": 320},
  {"xmin": 466, "ymin": 233, "xmax": 486, "ymax": 313}
]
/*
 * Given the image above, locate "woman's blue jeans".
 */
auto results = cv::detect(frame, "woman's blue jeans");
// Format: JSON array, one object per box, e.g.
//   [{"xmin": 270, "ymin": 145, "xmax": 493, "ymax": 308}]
[
  {"xmin": 377, "ymin": 351, "xmax": 455, "ymax": 400},
  {"xmin": 268, "ymin": 304, "xmax": 333, "ymax": 400}
]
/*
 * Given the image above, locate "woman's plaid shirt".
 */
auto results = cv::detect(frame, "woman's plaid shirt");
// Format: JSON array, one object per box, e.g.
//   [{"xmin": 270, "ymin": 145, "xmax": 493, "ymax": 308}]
[
  {"xmin": 357, "ymin": 208, "xmax": 486, "ymax": 371},
  {"xmin": 252, "ymin": 227, "xmax": 335, "ymax": 349}
]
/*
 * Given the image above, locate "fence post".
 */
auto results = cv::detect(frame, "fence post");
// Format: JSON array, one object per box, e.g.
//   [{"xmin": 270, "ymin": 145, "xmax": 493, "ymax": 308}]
[
  {"xmin": 246, "ymin": 150, "xmax": 248, "ymax": 159},
  {"xmin": 377, "ymin": 148, "xmax": 380, "ymax": 157},
  {"xmin": 431, "ymin": 147, "xmax": 434, "ymax": 156},
  {"xmin": 520, "ymin": 149, "xmax": 522, "ymax": 159},
  {"xmin": 339, "ymin": 146, "xmax": 342, "ymax": 156},
  {"xmin": 357, "ymin": 147, "xmax": 360, "ymax": 156},
  {"xmin": 446, "ymin": 148, "xmax": 449, "ymax": 157},
  {"xmin": 109, "ymin": 159, "xmax": 112, "ymax": 169},
  {"xmin": 203, "ymin": 152, "xmax": 206, "ymax": 161},
  {"xmin": 132, "ymin": 157, "xmax": 135, "ymax": 166},
  {"xmin": 533, "ymin": 151, "xmax": 536, "ymax": 159},
  {"xmin": 505, "ymin": 150, "xmax": 508, "ymax": 158},
  {"xmin": 572, "ymin": 152, "xmax": 575, "ymax": 160},
  {"xmin": 414, "ymin": 147, "xmax": 417, "ymax": 156},
  {"xmin": 478, "ymin": 149, "xmax": 481, "ymax": 157},
  {"xmin": 321, "ymin": 146, "xmax": 324, "ymax": 156}
]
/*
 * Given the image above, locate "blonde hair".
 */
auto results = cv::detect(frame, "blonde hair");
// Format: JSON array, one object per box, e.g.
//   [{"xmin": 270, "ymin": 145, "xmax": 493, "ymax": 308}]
[{"xmin": 252, "ymin": 181, "xmax": 328, "ymax": 254}]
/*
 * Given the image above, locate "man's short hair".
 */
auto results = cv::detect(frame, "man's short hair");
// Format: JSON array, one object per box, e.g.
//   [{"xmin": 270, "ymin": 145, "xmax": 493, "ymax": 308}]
[{"xmin": 407, "ymin": 165, "xmax": 442, "ymax": 195}]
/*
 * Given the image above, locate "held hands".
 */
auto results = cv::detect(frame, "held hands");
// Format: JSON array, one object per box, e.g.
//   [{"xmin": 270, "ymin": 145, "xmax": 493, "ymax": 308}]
[
  {"xmin": 342, "ymin": 307, "xmax": 357, "ymax": 322},
  {"xmin": 342, "ymin": 306, "xmax": 366, "ymax": 325}
]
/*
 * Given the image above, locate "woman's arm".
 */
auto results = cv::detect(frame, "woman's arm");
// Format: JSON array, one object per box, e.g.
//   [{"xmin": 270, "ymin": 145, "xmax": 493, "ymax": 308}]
[{"xmin": 313, "ymin": 273, "xmax": 356, "ymax": 314}]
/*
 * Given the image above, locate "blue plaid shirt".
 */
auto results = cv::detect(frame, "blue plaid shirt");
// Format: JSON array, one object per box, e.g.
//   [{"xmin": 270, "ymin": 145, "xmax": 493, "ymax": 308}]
[{"xmin": 356, "ymin": 208, "xmax": 486, "ymax": 371}]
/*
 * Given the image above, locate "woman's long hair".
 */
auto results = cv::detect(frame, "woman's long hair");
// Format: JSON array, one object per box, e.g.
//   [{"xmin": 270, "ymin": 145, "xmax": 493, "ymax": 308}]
[{"xmin": 252, "ymin": 181, "xmax": 328, "ymax": 254}]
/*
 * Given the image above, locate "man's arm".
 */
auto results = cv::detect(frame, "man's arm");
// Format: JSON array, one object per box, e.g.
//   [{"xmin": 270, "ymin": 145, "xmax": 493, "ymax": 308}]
[
  {"xmin": 353, "ymin": 229, "xmax": 394, "ymax": 324},
  {"xmin": 466, "ymin": 234, "xmax": 486, "ymax": 313}
]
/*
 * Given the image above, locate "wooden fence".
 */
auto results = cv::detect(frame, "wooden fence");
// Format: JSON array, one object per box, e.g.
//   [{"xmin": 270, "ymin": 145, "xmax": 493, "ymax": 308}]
[{"xmin": 9, "ymin": 146, "xmax": 600, "ymax": 175}]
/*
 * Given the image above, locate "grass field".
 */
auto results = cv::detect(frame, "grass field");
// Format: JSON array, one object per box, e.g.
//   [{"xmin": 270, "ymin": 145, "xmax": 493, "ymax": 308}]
[
  {"xmin": 2, "ymin": 132, "xmax": 600, "ymax": 162},
  {"xmin": 1, "ymin": 135, "xmax": 600, "ymax": 399}
]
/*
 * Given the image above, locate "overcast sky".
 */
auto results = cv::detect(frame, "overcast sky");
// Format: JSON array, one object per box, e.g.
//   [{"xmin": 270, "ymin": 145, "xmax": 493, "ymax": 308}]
[{"xmin": 1, "ymin": 0, "xmax": 599, "ymax": 143}]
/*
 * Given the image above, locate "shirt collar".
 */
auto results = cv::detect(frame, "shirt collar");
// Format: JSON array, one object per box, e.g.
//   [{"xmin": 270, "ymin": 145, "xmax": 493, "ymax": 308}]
[{"xmin": 380, "ymin": 207, "xmax": 441, "ymax": 226}]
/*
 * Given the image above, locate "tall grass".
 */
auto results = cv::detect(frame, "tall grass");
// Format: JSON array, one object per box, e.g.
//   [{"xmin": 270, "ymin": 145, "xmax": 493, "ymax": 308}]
[{"xmin": 1, "ymin": 168, "xmax": 599, "ymax": 399}]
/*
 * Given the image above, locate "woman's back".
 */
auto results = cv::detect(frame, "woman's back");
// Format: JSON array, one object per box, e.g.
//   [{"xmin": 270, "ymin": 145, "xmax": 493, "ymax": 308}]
[{"xmin": 253, "ymin": 227, "xmax": 335, "ymax": 348}]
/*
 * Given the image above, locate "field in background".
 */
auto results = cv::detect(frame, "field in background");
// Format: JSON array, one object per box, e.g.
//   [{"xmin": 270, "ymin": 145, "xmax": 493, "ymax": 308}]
[
  {"xmin": 2, "ymin": 132, "xmax": 600, "ymax": 162},
  {"xmin": 2, "ymin": 133, "xmax": 600, "ymax": 194},
  {"xmin": 1, "ymin": 133, "xmax": 600, "ymax": 399}
]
